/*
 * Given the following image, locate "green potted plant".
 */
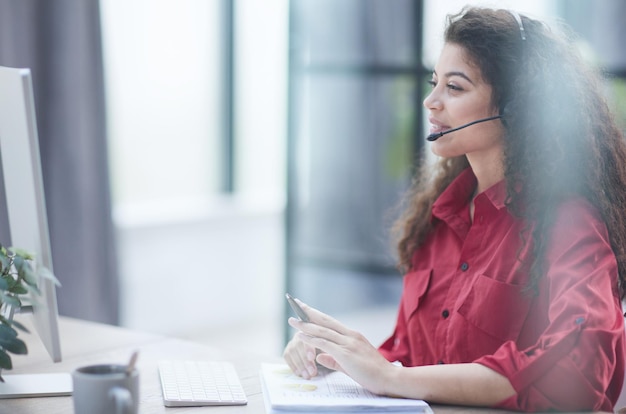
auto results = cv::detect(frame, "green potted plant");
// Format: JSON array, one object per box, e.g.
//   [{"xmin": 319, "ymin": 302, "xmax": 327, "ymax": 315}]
[{"xmin": 0, "ymin": 245, "xmax": 58, "ymax": 381}]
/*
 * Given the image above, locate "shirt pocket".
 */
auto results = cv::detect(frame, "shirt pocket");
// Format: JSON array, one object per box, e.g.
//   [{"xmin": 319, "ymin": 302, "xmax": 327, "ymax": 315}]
[
  {"xmin": 457, "ymin": 274, "xmax": 531, "ymax": 343},
  {"xmin": 402, "ymin": 269, "xmax": 432, "ymax": 320}
]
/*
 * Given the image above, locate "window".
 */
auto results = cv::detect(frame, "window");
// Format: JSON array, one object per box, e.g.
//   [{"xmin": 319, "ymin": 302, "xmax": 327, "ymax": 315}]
[
  {"xmin": 101, "ymin": 0, "xmax": 223, "ymax": 211},
  {"xmin": 285, "ymin": 0, "xmax": 423, "ymax": 322},
  {"xmin": 100, "ymin": 0, "xmax": 288, "ymax": 221},
  {"xmin": 100, "ymin": 0, "xmax": 289, "ymax": 337},
  {"xmin": 561, "ymin": 0, "xmax": 626, "ymax": 133}
]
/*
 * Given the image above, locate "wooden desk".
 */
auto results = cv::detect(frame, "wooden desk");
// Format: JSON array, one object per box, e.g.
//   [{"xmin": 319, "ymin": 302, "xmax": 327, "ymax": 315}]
[
  {"xmin": 3, "ymin": 317, "xmax": 608, "ymax": 414},
  {"xmin": 7, "ymin": 316, "xmax": 274, "ymax": 414}
]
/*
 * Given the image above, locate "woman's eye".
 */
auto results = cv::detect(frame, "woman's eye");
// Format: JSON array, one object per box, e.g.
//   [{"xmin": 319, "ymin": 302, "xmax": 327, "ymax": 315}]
[{"xmin": 427, "ymin": 79, "xmax": 463, "ymax": 92}]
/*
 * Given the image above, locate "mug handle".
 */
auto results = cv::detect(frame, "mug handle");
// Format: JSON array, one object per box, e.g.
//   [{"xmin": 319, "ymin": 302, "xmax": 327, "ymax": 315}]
[{"xmin": 109, "ymin": 386, "xmax": 133, "ymax": 414}]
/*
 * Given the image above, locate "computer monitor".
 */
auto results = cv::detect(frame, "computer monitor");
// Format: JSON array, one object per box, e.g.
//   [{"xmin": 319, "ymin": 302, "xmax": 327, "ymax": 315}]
[{"xmin": 0, "ymin": 66, "xmax": 71, "ymax": 397}]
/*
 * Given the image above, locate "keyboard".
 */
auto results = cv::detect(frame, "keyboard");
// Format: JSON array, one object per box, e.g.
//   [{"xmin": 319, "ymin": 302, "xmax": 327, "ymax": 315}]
[{"xmin": 158, "ymin": 360, "xmax": 248, "ymax": 407}]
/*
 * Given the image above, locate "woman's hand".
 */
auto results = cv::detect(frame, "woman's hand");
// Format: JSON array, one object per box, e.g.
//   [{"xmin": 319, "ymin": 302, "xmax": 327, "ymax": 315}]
[
  {"xmin": 285, "ymin": 298, "xmax": 516, "ymax": 405},
  {"xmin": 283, "ymin": 332, "xmax": 319, "ymax": 379},
  {"xmin": 287, "ymin": 298, "xmax": 395, "ymax": 396}
]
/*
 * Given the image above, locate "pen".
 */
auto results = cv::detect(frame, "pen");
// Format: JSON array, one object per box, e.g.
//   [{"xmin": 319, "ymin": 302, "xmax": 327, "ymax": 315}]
[{"xmin": 285, "ymin": 293, "xmax": 310, "ymax": 322}]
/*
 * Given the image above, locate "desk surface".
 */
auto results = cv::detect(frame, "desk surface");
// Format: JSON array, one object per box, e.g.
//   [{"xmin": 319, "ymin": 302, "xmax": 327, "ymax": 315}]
[{"xmin": 3, "ymin": 316, "xmax": 607, "ymax": 414}]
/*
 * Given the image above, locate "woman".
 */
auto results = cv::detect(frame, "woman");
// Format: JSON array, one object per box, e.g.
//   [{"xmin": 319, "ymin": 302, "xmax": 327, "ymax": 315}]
[{"xmin": 283, "ymin": 7, "xmax": 626, "ymax": 412}]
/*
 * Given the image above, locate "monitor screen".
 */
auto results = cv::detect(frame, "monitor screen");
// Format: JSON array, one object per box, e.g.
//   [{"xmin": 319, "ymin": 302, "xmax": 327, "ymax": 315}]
[{"xmin": 0, "ymin": 66, "xmax": 71, "ymax": 397}]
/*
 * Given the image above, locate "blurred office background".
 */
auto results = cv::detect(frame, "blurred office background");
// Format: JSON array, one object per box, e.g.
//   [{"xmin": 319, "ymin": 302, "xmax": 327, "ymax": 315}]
[{"xmin": 0, "ymin": 0, "xmax": 625, "ymax": 357}]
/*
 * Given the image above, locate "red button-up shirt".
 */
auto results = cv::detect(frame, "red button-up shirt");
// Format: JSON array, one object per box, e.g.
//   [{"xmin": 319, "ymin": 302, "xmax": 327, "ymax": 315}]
[{"xmin": 379, "ymin": 168, "xmax": 625, "ymax": 412}]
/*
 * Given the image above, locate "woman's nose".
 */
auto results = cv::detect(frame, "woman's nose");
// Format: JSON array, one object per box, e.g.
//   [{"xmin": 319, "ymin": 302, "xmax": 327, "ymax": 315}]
[{"xmin": 423, "ymin": 89, "xmax": 442, "ymax": 111}]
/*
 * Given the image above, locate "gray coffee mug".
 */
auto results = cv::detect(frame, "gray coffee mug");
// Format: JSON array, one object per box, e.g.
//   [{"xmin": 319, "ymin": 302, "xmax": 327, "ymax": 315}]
[{"xmin": 72, "ymin": 364, "xmax": 139, "ymax": 414}]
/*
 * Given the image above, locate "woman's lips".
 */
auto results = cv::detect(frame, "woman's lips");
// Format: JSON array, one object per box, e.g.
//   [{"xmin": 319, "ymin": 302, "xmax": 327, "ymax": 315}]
[{"xmin": 428, "ymin": 117, "xmax": 450, "ymax": 135}]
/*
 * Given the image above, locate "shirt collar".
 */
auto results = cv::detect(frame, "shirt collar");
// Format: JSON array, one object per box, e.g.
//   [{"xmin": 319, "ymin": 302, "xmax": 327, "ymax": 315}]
[{"xmin": 432, "ymin": 167, "xmax": 508, "ymax": 221}]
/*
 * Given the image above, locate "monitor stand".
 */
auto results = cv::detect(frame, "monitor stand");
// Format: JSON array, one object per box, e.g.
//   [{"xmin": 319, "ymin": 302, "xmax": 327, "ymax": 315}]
[{"xmin": 0, "ymin": 373, "xmax": 72, "ymax": 398}]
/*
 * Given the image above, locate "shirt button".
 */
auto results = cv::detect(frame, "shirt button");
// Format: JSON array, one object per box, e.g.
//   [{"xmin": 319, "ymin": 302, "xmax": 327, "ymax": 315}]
[
  {"xmin": 460, "ymin": 262, "xmax": 469, "ymax": 271},
  {"xmin": 442, "ymin": 309, "xmax": 450, "ymax": 319}
]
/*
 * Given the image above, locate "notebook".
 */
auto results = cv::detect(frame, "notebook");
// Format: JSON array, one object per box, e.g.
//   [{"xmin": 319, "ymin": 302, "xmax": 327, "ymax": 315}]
[{"xmin": 260, "ymin": 363, "xmax": 432, "ymax": 413}]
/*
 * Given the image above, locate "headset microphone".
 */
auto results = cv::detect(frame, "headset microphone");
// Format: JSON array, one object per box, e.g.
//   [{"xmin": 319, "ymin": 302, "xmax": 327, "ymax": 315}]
[{"xmin": 426, "ymin": 115, "xmax": 502, "ymax": 142}]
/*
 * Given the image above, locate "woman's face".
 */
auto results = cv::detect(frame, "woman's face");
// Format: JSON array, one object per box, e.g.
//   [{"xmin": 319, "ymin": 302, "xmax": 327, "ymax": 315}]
[{"xmin": 424, "ymin": 43, "xmax": 504, "ymax": 160}]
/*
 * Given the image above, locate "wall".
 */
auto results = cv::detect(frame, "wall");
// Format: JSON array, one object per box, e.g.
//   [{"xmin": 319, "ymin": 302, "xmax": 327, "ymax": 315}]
[{"xmin": 115, "ymin": 198, "xmax": 285, "ymax": 346}]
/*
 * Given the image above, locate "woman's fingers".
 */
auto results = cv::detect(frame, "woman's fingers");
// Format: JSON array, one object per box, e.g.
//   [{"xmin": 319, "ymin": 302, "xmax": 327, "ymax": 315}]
[
  {"xmin": 293, "ymin": 322, "xmax": 391, "ymax": 395},
  {"xmin": 315, "ymin": 352, "xmax": 342, "ymax": 372},
  {"xmin": 283, "ymin": 334, "xmax": 318, "ymax": 379},
  {"xmin": 294, "ymin": 299, "xmax": 353, "ymax": 336},
  {"xmin": 289, "ymin": 318, "xmax": 359, "ymax": 354},
  {"xmin": 293, "ymin": 324, "xmax": 352, "ymax": 360},
  {"xmin": 286, "ymin": 298, "xmax": 390, "ymax": 391}
]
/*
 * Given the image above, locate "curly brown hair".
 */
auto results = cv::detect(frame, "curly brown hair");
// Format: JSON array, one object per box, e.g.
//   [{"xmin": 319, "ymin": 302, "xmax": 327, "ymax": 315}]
[{"xmin": 393, "ymin": 7, "xmax": 626, "ymax": 297}]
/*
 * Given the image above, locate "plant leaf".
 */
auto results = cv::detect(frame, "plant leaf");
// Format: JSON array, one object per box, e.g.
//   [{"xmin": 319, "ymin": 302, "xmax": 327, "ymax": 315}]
[
  {"xmin": 38, "ymin": 267, "xmax": 61, "ymax": 286},
  {"xmin": 0, "ymin": 294, "xmax": 21, "ymax": 308},
  {"xmin": 16, "ymin": 259, "xmax": 38, "ymax": 287},
  {"xmin": 9, "ymin": 285, "xmax": 28, "ymax": 295},
  {"xmin": 23, "ymin": 267, "xmax": 38, "ymax": 286},
  {"xmin": 10, "ymin": 247, "xmax": 34, "ymax": 261},
  {"xmin": 0, "ymin": 349, "xmax": 13, "ymax": 370},
  {"xmin": 8, "ymin": 319, "xmax": 29, "ymax": 334},
  {"xmin": 0, "ymin": 277, "xmax": 7, "ymax": 291},
  {"xmin": 0, "ymin": 336, "xmax": 27, "ymax": 355},
  {"xmin": 12, "ymin": 255, "xmax": 24, "ymax": 273},
  {"xmin": 0, "ymin": 253, "xmax": 9, "ymax": 274},
  {"xmin": 0, "ymin": 323, "xmax": 18, "ymax": 338},
  {"xmin": 26, "ymin": 283, "xmax": 41, "ymax": 298},
  {"xmin": 2, "ymin": 276, "xmax": 16, "ymax": 289}
]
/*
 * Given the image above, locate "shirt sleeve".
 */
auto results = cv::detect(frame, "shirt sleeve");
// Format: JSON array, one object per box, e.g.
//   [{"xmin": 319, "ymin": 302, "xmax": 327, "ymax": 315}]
[
  {"xmin": 379, "ymin": 295, "xmax": 410, "ymax": 365},
  {"xmin": 476, "ymin": 200, "xmax": 626, "ymax": 412}
]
